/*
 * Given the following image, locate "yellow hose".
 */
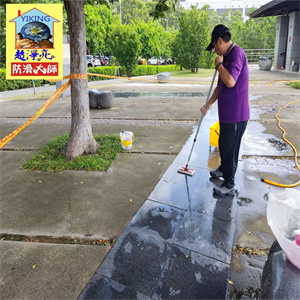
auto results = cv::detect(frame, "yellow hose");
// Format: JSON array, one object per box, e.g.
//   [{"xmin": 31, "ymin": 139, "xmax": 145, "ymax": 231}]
[{"xmin": 260, "ymin": 99, "xmax": 300, "ymax": 187}]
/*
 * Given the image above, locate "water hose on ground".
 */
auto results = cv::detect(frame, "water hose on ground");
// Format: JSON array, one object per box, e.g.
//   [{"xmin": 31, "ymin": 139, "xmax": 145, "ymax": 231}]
[{"xmin": 260, "ymin": 99, "xmax": 300, "ymax": 187}]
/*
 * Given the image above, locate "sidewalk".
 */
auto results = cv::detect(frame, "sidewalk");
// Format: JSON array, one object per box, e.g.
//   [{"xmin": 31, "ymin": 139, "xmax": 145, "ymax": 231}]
[
  {"xmin": 79, "ymin": 111, "xmax": 237, "ymax": 299},
  {"xmin": 0, "ymin": 66, "xmax": 300, "ymax": 299}
]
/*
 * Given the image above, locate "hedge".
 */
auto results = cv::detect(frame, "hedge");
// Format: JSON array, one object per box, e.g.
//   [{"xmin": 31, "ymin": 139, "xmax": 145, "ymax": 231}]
[
  {"xmin": 1, "ymin": 65, "xmax": 180, "ymax": 92},
  {"xmin": 87, "ymin": 66, "xmax": 119, "ymax": 81},
  {"xmin": 132, "ymin": 64, "xmax": 180, "ymax": 76},
  {"xmin": 87, "ymin": 65, "xmax": 180, "ymax": 80},
  {"xmin": 0, "ymin": 69, "xmax": 55, "ymax": 92}
]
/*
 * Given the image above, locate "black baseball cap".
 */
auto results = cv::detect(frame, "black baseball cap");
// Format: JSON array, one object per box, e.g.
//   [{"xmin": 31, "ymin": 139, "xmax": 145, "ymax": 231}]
[{"xmin": 206, "ymin": 24, "xmax": 230, "ymax": 51}]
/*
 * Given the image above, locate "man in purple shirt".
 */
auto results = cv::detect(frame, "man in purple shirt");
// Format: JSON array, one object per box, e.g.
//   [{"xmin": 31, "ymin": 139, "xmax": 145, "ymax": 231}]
[{"xmin": 202, "ymin": 24, "xmax": 249, "ymax": 196}]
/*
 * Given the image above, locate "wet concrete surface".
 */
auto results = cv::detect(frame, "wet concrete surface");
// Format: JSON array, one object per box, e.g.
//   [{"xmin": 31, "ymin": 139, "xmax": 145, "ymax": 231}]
[
  {"xmin": 1, "ymin": 67, "xmax": 300, "ymax": 299},
  {"xmin": 227, "ymin": 254, "xmax": 266, "ymax": 300},
  {"xmin": 79, "ymin": 70, "xmax": 300, "ymax": 299},
  {"xmin": 242, "ymin": 120, "xmax": 300, "ymax": 157}
]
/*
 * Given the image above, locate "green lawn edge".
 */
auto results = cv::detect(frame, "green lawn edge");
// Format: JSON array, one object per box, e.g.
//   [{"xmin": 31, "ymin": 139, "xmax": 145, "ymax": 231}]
[
  {"xmin": 22, "ymin": 133, "xmax": 122, "ymax": 172},
  {"xmin": 287, "ymin": 82, "xmax": 300, "ymax": 89}
]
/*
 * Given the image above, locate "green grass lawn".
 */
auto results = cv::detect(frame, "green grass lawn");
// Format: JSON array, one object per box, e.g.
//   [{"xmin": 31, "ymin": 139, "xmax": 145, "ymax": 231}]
[{"xmin": 22, "ymin": 133, "xmax": 121, "ymax": 172}]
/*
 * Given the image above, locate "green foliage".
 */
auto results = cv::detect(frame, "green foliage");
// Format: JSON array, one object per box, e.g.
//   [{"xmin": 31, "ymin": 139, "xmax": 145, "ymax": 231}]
[
  {"xmin": 162, "ymin": 0, "xmax": 184, "ymax": 30},
  {"xmin": 0, "ymin": 69, "xmax": 55, "ymax": 91},
  {"xmin": 85, "ymin": 4, "xmax": 118, "ymax": 56},
  {"xmin": 114, "ymin": 0, "xmax": 150, "ymax": 24},
  {"xmin": 287, "ymin": 82, "xmax": 300, "ymax": 89},
  {"xmin": 210, "ymin": 8, "xmax": 276, "ymax": 50},
  {"xmin": 0, "ymin": 5, "xmax": 5, "ymax": 69},
  {"xmin": 89, "ymin": 64, "xmax": 180, "ymax": 77},
  {"xmin": 131, "ymin": 64, "xmax": 180, "ymax": 76},
  {"xmin": 173, "ymin": 5, "xmax": 210, "ymax": 72},
  {"xmin": 149, "ymin": 0, "xmax": 178, "ymax": 20},
  {"xmin": 108, "ymin": 24, "xmax": 141, "ymax": 77},
  {"xmin": 87, "ymin": 66, "xmax": 119, "ymax": 80},
  {"xmin": 1, "ymin": 65, "xmax": 180, "ymax": 91},
  {"xmin": 0, "ymin": 1, "xmax": 278, "ymax": 74},
  {"xmin": 242, "ymin": 15, "xmax": 276, "ymax": 49},
  {"xmin": 22, "ymin": 133, "xmax": 121, "ymax": 171},
  {"xmin": 134, "ymin": 20, "xmax": 168, "ymax": 59}
]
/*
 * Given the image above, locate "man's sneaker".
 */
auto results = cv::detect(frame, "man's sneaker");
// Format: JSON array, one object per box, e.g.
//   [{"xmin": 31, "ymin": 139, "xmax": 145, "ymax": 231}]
[
  {"xmin": 213, "ymin": 184, "xmax": 235, "ymax": 196},
  {"xmin": 210, "ymin": 169, "xmax": 223, "ymax": 179}
]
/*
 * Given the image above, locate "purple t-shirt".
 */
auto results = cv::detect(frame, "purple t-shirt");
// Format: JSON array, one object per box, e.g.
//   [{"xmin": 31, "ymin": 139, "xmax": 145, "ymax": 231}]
[{"xmin": 217, "ymin": 44, "xmax": 249, "ymax": 123}]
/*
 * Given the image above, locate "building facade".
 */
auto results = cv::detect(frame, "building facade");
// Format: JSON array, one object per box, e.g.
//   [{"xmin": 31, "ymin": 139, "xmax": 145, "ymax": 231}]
[{"xmin": 250, "ymin": 0, "xmax": 300, "ymax": 72}]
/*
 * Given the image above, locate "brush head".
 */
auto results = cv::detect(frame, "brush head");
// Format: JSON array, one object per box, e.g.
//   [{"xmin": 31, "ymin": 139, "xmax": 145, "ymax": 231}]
[{"xmin": 178, "ymin": 166, "xmax": 195, "ymax": 176}]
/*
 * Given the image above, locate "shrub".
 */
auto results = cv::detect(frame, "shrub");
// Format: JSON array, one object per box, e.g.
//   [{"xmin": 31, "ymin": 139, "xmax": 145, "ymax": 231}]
[
  {"xmin": 0, "ymin": 69, "xmax": 55, "ymax": 92},
  {"xmin": 129, "ymin": 64, "xmax": 180, "ymax": 77},
  {"xmin": 287, "ymin": 82, "xmax": 300, "ymax": 89},
  {"xmin": 87, "ymin": 66, "xmax": 120, "ymax": 81},
  {"xmin": 1, "ymin": 65, "xmax": 181, "ymax": 91}
]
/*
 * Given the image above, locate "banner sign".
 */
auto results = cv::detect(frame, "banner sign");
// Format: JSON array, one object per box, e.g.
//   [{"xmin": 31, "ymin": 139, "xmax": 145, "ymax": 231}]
[{"xmin": 6, "ymin": 4, "xmax": 63, "ymax": 80}]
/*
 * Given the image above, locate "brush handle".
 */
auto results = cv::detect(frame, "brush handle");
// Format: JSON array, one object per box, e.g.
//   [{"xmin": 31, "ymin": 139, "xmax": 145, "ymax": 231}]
[{"xmin": 185, "ymin": 69, "xmax": 218, "ymax": 166}]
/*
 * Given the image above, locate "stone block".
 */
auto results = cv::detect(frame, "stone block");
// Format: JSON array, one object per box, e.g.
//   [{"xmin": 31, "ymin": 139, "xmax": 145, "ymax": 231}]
[
  {"xmin": 157, "ymin": 72, "xmax": 170, "ymax": 83},
  {"xmin": 88, "ymin": 89, "xmax": 114, "ymax": 109}
]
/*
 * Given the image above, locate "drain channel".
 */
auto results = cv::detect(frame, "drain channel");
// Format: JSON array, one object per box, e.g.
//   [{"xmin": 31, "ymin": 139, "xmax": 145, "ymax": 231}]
[
  {"xmin": 112, "ymin": 92, "xmax": 207, "ymax": 98},
  {"xmin": 1, "ymin": 234, "xmax": 117, "ymax": 246}
]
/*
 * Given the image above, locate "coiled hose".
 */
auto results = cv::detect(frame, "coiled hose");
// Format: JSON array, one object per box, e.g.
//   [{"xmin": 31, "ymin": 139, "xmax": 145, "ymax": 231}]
[{"xmin": 260, "ymin": 99, "xmax": 300, "ymax": 187}]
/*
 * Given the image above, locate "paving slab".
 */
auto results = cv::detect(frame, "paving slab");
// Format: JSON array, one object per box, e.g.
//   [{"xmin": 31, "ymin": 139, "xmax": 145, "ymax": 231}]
[
  {"xmin": 0, "ymin": 150, "xmax": 177, "ymax": 239},
  {"xmin": 226, "ymin": 254, "xmax": 266, "ymax": 299},
  {"xmin": 152, "ymin": 245, "xmax": 229, "ymax": 300},
  {"xmin": 0, "ymin": 123, "xmax": 193, "ymax": 152},
  {"xmin": 0, "ymin": 96, "xmax": 207, "ymax": 120},
  {"xmin": 0, "ymin": 241, "xmax": 110, "ymax": 300}
]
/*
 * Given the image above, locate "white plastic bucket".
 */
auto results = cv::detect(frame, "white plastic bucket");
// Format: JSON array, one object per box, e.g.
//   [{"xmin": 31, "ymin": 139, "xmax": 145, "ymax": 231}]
[{"xmin": 120, "ymin": 131, "xmax": 134, "ymax": 150}]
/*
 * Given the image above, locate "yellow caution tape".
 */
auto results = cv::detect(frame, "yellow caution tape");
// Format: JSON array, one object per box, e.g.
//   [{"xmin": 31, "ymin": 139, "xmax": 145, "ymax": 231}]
[
  {"xmin": 0, "ymin": 79, "xmax": 71, "ymax": 149},
  {"xmin": 86, "ymin": 72, "xmax": 299, "ymax": 85},
  {"xmin": 0, "ymin": 73, "xmax": 91, "ymax": 149},
  {"xmin": 0, "ymin": 71, "xmax": 299, "ymax": 149}
]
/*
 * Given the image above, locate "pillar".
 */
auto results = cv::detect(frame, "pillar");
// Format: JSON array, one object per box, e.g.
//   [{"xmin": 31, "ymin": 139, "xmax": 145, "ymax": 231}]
[
  {"xmin": 286, "ymin": 11, "xmax": 300, "ymax": 72},
  {"xmin": 274, "ymin": 16, "xmax": 289, "ymax": 69}
]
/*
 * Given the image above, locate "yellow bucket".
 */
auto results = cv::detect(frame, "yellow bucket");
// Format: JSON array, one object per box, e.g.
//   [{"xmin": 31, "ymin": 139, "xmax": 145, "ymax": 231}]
[{"xmin": 210, "ymin": 121, "xmax": 220, "ymax": 147}]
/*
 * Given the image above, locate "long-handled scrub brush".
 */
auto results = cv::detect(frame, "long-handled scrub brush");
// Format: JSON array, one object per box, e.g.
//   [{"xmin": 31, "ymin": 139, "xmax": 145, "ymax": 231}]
[{"xmin": 178, "ymin": 69, "xmax": 217, "ymax": 176}]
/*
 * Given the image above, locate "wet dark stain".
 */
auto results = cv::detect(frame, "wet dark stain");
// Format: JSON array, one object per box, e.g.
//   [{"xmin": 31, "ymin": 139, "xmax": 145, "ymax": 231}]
[
  {"xmin": 132, "ymin": 205, "xmax": 185, "ymax": 241},
  {"xmin": 237, "ymin": 197, "xmax": 253, "ymax": 206},
  {"xmin": 267, "ymin": 138, "xmax": 289, "ymax": 151},
  {"xmin": 157, "ymin": 245, "xmax": 228, "ymax": 299}
]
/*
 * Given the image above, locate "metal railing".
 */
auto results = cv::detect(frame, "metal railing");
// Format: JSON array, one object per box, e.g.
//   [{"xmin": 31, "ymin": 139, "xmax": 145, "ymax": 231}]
[{"xmin": 244, "ymin": 49, "xmax": 275, "ymax": 63}]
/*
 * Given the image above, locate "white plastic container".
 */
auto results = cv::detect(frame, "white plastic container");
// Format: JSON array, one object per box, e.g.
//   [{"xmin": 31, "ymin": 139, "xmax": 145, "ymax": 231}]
[
  {"xmin": 267, "ymin": 189, "xmax": 300, "ymax": 270},
  {"xmin": 120, "ymin": 131, "xmax": 134, "ymax": 150}
]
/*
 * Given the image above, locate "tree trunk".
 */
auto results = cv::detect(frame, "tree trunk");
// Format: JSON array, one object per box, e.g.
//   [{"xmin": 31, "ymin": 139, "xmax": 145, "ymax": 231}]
[{"xmin": 63, "ymin": 0, "xmax": 99, "ymax": 160}]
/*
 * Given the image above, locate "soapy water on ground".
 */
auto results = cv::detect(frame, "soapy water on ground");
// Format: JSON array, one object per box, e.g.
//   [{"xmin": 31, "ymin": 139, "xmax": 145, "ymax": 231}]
[{"xmin": 242, "ymin": 121, "xmax": 289, "ymax": 156}]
